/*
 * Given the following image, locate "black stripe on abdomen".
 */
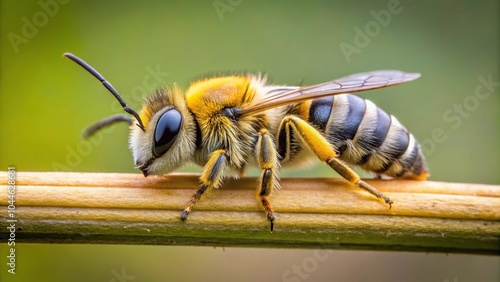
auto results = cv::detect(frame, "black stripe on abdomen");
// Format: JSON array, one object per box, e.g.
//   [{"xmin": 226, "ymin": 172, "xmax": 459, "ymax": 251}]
[
  {"xmin": 385, "ymin": 122, "xmax": 410, "ymax": 160},
  {"xmin": 395, "ymin": 143, "xmax": 419, "ymax": 177},
  {"xmin": 370, "ymin": 107, "xmax": 391, "ymax": 149},
  {"xmin": 328, "ymin": 95, "xmax": 366, "ymax": 144},
  {"xmin": 371, "ymin": 117, "xmax": 411, "ymax": 173},
  {"xmin": 308, "ymin": 96, "xmax": 334, "ymax": 131},
  {"xmin": 355, "ymin": 101, "xmax": 392, "ymax": 165}
]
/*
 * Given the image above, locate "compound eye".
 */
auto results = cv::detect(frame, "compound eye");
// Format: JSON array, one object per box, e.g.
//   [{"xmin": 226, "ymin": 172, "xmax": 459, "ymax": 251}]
[{"xmin": 153, "ymin": 109, "xmax": 182, "ymax": 157}]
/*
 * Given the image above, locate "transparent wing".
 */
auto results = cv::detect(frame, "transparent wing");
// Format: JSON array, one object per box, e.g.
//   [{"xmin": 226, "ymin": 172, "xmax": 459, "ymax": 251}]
[{"xmin": 242, "ymin": 70, "xmax": 420, "ymax": 116}]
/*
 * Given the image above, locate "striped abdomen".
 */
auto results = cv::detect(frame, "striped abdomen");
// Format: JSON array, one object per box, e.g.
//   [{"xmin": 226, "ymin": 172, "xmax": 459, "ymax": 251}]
[{"xmin": 298, "ymin": 94, "xmax": 427, "ymax": 179}]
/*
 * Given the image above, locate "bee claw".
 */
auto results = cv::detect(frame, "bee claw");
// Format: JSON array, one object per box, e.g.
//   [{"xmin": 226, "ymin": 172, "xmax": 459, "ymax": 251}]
[
  {"xmin": 269, "ymin": 215, "xmax": 275, "ymax": 233},
  {"xmin": 180, "ymin": 210, "xmax": 189, "ymax": 221},
  {"xmin": 385, "ymin": 197, "xmax": 393, "ymax": 209}
]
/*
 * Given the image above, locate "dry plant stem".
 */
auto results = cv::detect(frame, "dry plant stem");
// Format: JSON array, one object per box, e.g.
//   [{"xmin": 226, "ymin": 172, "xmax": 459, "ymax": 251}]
[{"xmin": 0, "ymin": 171, "xmax": 499, "ymax": 254}]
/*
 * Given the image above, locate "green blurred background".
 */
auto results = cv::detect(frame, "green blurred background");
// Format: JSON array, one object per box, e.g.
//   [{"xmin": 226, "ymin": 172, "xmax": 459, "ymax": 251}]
[{"xmin": 0, "ymin": 0, "xmax": 498, "ymax": 281}]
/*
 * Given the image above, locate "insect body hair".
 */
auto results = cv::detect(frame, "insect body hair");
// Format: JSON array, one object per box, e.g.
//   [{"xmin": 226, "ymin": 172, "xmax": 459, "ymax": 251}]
[{"xmin": 280, "ymin": 93, "xmax": 428, "ymax": 179}]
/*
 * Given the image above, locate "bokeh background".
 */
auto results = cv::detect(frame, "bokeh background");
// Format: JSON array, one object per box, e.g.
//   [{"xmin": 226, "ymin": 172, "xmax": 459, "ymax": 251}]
[{"xmin": 0, "ymin": 0, "xmax": 498, "ymax": 281}]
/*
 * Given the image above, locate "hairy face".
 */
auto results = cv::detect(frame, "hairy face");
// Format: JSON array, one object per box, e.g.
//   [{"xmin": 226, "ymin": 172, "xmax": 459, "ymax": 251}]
[{"xmin": 129, "ymin": 88, "xmax": 198, "ymax": 176}]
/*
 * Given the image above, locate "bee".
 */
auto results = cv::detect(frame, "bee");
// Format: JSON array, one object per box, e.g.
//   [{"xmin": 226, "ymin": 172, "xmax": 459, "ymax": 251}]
[{"xmin": 64, "ymin": 53, "xmax": 429, "ymax": 231}]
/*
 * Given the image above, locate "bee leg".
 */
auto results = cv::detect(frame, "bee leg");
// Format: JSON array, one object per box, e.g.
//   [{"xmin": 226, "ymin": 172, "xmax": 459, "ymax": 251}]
[
  {"xmin": 256, "ymin": 129, "xmax": 280, "ymax": 232},
  {"xmin": 327, "ymin": 157, "xmax": 393, "ymax": 207},
  {"xmin": 282, "ymin": 116, "xmax": 393, "ymax": 207},
  {"xmin": 180, "ymin": 149, "xmax": 228, "ymax": 221}
]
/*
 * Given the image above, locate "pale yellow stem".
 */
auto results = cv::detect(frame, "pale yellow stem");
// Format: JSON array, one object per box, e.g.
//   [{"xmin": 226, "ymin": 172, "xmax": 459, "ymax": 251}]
[{"xmin": 0, "ymin": 171, "xmax": 498, "ymax": 254}]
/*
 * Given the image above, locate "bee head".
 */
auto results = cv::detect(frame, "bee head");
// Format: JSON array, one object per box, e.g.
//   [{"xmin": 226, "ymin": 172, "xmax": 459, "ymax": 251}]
[
  {"xmin": 130, "ymin": 88, "xmax": 198, "ymax": 176},
  {"xmin": 64, "ymin": 53, "xmax": 197, "ymax": 176}
]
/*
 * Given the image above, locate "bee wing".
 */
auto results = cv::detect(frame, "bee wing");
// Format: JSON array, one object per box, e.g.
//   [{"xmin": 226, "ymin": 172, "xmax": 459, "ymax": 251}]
[{"xmin": 242, "ymin": 70, "xmax": 420, "ymax": 116}]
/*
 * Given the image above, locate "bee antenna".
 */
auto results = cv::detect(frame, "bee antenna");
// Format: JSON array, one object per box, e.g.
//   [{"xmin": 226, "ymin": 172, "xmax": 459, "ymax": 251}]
[{"xmin": 63, "ymin": 52, "xmax": 145, "ymax": 131}]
